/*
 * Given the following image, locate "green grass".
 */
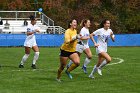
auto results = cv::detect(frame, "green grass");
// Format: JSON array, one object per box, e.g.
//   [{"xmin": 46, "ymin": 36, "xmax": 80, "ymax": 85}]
[{"xmin": 0, "ymin": 47, "xmax": 140, "ymax": 93}]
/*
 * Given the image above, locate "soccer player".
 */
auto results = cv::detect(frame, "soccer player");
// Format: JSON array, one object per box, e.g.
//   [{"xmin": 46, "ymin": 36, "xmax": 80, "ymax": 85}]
[
  {"xmin": 19, "ymin": 15, "xmax": 40, "ymax": 69},
  {"xmin": 56, "ymin": 19, "xmax": 81, "ymax": 82},
  {"xmin": 89, "ymin": 19, "xmax": 115, "ymax": 78},
  {"xmin": 67, "ymin": 19, "xmax": 94, "ymax": 74}
]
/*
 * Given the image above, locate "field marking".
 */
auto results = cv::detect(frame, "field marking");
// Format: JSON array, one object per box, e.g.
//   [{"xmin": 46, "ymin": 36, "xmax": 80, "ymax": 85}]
[
  {"xmin": 107, "ymin": 57, "xmax": 124, "ymax": 66},
  {"xmin": 11, "ymin": 69, "xmax": 46, "ymax": 72},
  {"xmin": 87, "ymin": 57, "xmax": 124, "ymax": 68},
  {"xmin": 0, "ymin": 57, "xmax": 124, "ymax": 72}
]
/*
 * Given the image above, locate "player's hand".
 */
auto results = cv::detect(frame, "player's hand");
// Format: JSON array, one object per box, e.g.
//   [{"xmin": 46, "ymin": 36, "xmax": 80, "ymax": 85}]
[
  {"xmin": 94, "ymin": 43, "xmax": 99, "ymax": 47},
  {"xmin": 35, "ymin": 29, "xmax": 40, "ymax": 32},
  {"xmin": 76, "ymin": 34, "xmax": 82, "ymax": 39},
  {"xmin": 87, "ymin": 36, "xmax": 90, "ymax": 39}
]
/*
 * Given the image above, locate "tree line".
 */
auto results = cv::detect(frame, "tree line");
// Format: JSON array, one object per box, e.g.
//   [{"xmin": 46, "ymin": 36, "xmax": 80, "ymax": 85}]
[{"xmin": 0, "ymin": 0, "xmax": 139, "ymax": 33}]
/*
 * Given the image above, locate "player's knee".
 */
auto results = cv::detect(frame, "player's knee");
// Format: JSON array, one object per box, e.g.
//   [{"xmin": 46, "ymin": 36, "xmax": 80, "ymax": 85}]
[
  {"xmin": 88, "ymin": 54, "xmax": 92, "ymax": 59},
  {"xmin": 74, "ymin": 61, "xmax": 80, "ymax": 66},
  {"xmin": 107, "ymin": 57, "xmax": 112, "ymax": 63}
]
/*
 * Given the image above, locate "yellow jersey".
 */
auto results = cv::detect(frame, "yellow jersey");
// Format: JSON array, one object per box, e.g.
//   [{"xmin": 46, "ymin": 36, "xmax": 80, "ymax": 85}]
[{"xmin": 61, "ymin": 28, "xmax": 77, "ymax": 52}]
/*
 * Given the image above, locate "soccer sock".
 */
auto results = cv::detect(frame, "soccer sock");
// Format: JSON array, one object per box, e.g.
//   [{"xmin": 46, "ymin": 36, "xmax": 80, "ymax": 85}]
[
  {"xmin": 67, "ymin": 60, "xmax": 73, "ymax": 68},
  {"xmin": 20, "ymin": 54, "xmax": 29, "ymax": 65},
  {"xmin": 98, "ymin": 60, "xmax": 107, "ymax": 69},
  {"xmin": 84, "ymin": 57, "xmax": 91, "ymax": 67},
  {"xmin": 67, "ymin": 63, "xmax": 79, "ymax": 72},
  {"xmin": 32, "ymin": 52, "xmax": 39, "ymax": 65},
  {"xmin": 90, "ymin": 65, "xmax": 97, "ymax": 75}
]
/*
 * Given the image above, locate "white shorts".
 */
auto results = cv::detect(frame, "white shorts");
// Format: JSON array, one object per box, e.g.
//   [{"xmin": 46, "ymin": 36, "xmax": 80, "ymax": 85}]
[
  {"xmin": 96, "ymin": 45, "xmax": 107, "ymax": 54},
  {"xmin": 24, "ymin": 38, "xmax": 37, "ymax": 48},
  {"xmin": 76, "ymin": 44, "xmax": 89, "ymax": 53}
]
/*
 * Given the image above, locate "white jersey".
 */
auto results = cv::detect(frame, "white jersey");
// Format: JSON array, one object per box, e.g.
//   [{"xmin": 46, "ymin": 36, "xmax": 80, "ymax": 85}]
[
  {"xmin": 76, "ymin": 27, "xmax": 90, "ymax": 53},
  {"xmin": 93, "ymin": 28, "xmax": 113, "ymax": 54},
  {"xmin": 24, "ymin": 23, "xmax": 39, "ymax": 47},
  {"xmin": 79, "ymin": 27, "xmax": 90, "ymax": 46}
]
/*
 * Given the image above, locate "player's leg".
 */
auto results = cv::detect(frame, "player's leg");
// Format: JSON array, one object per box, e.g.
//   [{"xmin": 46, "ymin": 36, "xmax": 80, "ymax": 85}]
[
  {"xmin": 31, "ymin": 45, "xmax": 40, "ymax": 69},
  {"xmin": 67, "ymin": 52, "xmax": 81, "ymax": 69},
  {"xmin": 19, "ymin": 47, "xmax": 31, "ymax": 68},
  {"xmin": 98, "ymin": 52, "xmax": 111, "ymax": 68},
  {"xmin": 82, "ymin": 48, "xmax": 92, "ymax": 74},
  {"xmin": 96, "ymin": 52, "xmax": 111, "ymax": 75},
  {"xmin": 89, "ymin": 55, "xmax": 104, "ymax": 78},
  {"xmin": 57, "ymin": 56, "xmax": 68, "ymax": 81},
  {"xmin": 67, "ymin": 44, "xmax": 83, "ymax": 69},
  {"xmin": 66, "ymin": 53, "xmax": 80, "ymax": 79}
]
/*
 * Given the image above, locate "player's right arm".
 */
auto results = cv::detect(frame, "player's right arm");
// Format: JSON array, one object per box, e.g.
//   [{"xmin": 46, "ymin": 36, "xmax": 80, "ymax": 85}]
[{"xmin": 90, "ymin": 30, "xmax": 100, "ymax": 47}]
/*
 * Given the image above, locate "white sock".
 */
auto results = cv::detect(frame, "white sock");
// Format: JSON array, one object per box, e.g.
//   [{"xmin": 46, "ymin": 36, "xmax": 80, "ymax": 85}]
[
  {"xmin": 84, "ymin": 57, "xmax": 91, "ymax": 67},
  {"xmin": 67, "ymin": 60, "xmax": 73, "ymax": 67},
  {"xmin": 98, "ymin": 60, "xmax": 107, "ymax": 69},
  {"xmin": 90, "ymin": 65, "xmax": 97, "ymax": 75},
  {"xmin": 20, "ymin": 54, "xmax": 29, "ymax": 65},
  {"xmin": 32, "ymin": 52, "xmax": 39, "ymax": 65}
]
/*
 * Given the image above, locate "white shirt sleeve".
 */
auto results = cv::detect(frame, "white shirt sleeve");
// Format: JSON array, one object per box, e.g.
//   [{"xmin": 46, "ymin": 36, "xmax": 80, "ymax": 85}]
[
  {"xmin": 93, "ymin": 29, "xmax": 101, "ymax": 36},
  {"xmin": 110, "ymin": 29, "xmax": 113, "ymax": 34},
  {"xmin": 80, "ymin": 28, "xmax": 85, "ymax": 37},
  {"xmin": 109, "ymin": 29, "xmax": 113, "ymax": 35}
]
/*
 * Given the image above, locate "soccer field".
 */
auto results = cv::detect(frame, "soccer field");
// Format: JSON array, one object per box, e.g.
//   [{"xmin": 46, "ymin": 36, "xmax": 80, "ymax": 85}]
[{"xmin": 0, "ymin": 47, "xmax": 139, "ymax": 93}]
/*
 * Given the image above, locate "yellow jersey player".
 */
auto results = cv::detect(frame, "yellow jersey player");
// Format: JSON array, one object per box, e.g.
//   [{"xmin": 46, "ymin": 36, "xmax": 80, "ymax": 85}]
[{"xmin": 56, "ymin": 19, "xmax": 82, "ymax": 82}]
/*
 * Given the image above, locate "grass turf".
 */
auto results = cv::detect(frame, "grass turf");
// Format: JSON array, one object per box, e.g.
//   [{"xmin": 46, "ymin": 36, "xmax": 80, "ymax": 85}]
[{"xmin": 0, "ymin": 47, "xmax": 139, "ymax": 93}]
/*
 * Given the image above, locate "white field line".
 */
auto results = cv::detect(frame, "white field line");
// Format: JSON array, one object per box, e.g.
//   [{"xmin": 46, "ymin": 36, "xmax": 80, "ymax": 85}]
[
  {"xmin": 87, "ymin": 57, "xmax": 124, "ymax": 68},
  {"xmin": 107, "ymin": 57, "xmax": 124, "ymax": 66}
]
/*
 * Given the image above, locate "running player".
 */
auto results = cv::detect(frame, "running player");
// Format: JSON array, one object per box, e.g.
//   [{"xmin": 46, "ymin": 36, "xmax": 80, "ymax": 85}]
[
  {"xmin": 89, "ymin": 19, "xmax": 115, "ymax": 78},
  {"xmin": 67, "ymin": 19, "xmax": 94, "ymax": 74},
  {"xmin": 19, "ymin": 15, "xmax": 40, "ymax": 69},
  {"xmin": 56, "ymin": 19, "xmax": 81, "ymax": 82}
]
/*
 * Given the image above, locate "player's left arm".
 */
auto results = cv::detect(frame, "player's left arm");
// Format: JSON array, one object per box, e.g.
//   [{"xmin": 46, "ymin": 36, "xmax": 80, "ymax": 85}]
[{"xmin": 110, "ymin": 31, "xmax": 115, "ymax": 42}]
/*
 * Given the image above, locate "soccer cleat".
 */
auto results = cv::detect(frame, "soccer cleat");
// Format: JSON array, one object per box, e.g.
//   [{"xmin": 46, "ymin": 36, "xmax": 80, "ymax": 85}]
[
  {"xmin": 82, "ymin": 65, "xmax": 87, "ymax": 74},
  {"xmin": 97, "ymin": 68, "xmax": 102, "ymax": 76},
  {"xmin": 65, "ymin": 70, "xmax": 73, "ymax": 79},
  {"xmin": 56, "ymin": 78, "xmax": 62, "ymax": 83},
  {"xmin": 89, "ymin": 74, "xmax": 94, "ymax": 79},
  {"xmin": 19, "ymin": 64, "xmax": 24, "ymax": 68},
  {"xmin": 31, "ymin": 64, "xmax": 37, "ymax": 69}
]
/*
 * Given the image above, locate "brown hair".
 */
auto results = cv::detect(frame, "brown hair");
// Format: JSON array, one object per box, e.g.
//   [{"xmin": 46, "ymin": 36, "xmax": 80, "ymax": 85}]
[
  {"xmin": 100, "ymin": 19, "xmax": 110, "ymax": 28},
  {"xmin": 80, "ymin": 19, "xmax": 90, "ymax": 27},
  {"xmin": 68, "ymin": 19, "xmax": 77, "ymax": 28}
]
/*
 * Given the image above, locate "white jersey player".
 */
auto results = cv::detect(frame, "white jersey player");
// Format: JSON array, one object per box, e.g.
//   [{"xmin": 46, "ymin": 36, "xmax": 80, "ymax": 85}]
[
  {"xmin": 19, "ymin": 15, "xmax": 40, "ymax": 69},
  {"xmin": 67, "ymin": 19, "xmax": 93, "ymax": 74},
  {"xmin": 89, "ymin": 19, "xmax": 115, "ymax": 78}
]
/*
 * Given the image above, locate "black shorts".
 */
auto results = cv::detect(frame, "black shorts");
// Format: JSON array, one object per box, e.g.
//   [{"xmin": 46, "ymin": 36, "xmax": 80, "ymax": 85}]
[{"xmin": 60, "ymin": 49, "xmax": 76, "ymax": 57}]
